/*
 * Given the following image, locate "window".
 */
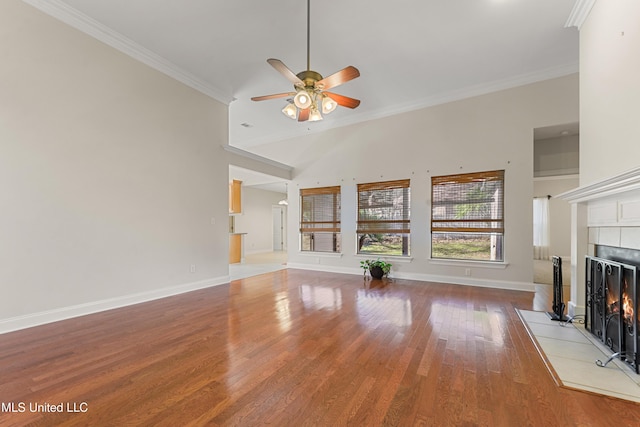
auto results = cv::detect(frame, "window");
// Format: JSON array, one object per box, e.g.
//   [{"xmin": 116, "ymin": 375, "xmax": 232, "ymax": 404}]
[
  {"xmin": 300, "ymin": 186, "xmax": 341, "ymax": 252},
  {"xmin": 431, "ymin": 170, "xmax": 504, "ymax": 261},
  {"xmin": 357, "ymin": 179, "xmax": 410, "ymax": 256}
]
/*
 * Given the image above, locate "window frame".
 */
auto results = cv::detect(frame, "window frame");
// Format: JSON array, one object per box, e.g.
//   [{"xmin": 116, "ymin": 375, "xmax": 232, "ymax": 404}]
[
  {"xmin": 356, "ymin": 179, "xmax": 411, "ymax": 256},
  {"xmin": 430, "ymin": 170, "xmax": 504, "ymax": 262},
  {"xmin": 299, "ymin": 185, "xmax": 341, "ymax": 253}
]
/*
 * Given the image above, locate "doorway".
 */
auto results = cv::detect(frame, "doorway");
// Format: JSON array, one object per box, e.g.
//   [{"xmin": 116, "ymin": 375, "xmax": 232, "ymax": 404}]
[
  {"xmin": 272, "ymin": 205, "xmax": 287, "ymax": 251},
  {"xmin": 532, "ymin": 122, "xmax": 579, "ymax": 286}
]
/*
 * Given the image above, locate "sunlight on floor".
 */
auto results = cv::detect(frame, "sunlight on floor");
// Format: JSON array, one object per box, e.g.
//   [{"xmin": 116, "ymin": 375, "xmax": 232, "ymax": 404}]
[{"xmin": 229, "ymin": 251, "xmax": 287, "ymax": 281}]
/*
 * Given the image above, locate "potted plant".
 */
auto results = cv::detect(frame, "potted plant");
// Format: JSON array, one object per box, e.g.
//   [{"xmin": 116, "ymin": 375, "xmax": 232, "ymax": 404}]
[{"xmin": 360, "ymin": 258, "xmax": 392, "ymax": 279}]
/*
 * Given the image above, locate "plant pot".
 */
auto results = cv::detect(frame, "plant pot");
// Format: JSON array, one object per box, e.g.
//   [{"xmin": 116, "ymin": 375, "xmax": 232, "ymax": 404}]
[{"xmin": 369, "ymin": 266, "xmax": 385, "ymax": 279}]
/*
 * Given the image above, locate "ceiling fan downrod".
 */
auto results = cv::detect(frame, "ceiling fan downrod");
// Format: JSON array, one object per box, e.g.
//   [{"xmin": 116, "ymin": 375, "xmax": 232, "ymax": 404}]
[
  {"xmin": 306, "ymin": 0, "xmax": 311, "ymax": 72},
  {"xmin": 250, "ymin": 0, "xmax": 360, "ymax": 122}
]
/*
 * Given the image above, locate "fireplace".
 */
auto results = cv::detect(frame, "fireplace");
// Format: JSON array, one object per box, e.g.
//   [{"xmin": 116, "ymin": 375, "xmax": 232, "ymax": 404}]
[{"xmin": 585, "ymin": 246, "xmax": 640, "ymax": 373}]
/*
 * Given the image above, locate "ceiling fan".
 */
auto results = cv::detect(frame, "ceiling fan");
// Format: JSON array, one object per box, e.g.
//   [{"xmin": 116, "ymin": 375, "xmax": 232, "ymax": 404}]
[{"xmin": 251, "ymin": 0, "xmax": 360, "ymax": 122}]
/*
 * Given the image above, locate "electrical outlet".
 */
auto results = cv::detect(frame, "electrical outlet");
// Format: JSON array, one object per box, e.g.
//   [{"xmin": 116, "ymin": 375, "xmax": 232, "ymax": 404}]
[{"xmin": 190, "ymin": 264, "xmax": 196, "ymax": 273}]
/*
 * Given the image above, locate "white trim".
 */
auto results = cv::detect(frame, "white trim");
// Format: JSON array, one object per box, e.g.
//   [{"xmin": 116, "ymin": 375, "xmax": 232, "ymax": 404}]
[
  {"xmin": 355, "ymin": 254, "xmax": 413, "ymax": 263},
  {"xmin": 21, "ymin": 0, "xmax": 232, "ymax": 104},
  {"xmin": 565, "ymin": 0, "xmax": 597, "ymax": 30},
  {"xmin": 397, "ymin": 271, "xmax": 533, "ymax": 292},
  {"xmin": 223, "ymin": 145, "xmax": 294, "ymax": 173},
  {"xmin": 298, "ymin": 251, "xmax": 343, "ymax": 258},
  {"xmin": 287, "ymin": 263, "xmax": 534, "ymax": 292},
  {"xmin": 0, "ymin": 275, "xmax": 230, "ymax": 335},
  {"xmin": 534, "ymin": 168, "xmax": 580, "ymax": 178},
  {"xmin": 238, "ymin": 62, "xmax": 579, "ymax": 148},
  {"xmin": 533, "ymin": 174, "xmax": 580, "ymax": 182},
  {"xmin": 428, "ymin": 258, "xmax": 509, "ymax": 269},
  {"xmin": 558, "ymin": 166, "xmax": 640, "ymax": 203}
]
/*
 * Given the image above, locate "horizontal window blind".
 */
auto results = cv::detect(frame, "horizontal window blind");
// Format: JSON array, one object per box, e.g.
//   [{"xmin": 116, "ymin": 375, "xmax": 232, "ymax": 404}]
[
  {"xmin": 300, "ymin": 186, "xmax": 341, "ymax": 233},
  {"xmin": 357, "ymin": 179, "xmax": 410, "ymax": 234},
  {"xmin": 431, "ymin": 170, "xmax": 504, "ymax": 233}
]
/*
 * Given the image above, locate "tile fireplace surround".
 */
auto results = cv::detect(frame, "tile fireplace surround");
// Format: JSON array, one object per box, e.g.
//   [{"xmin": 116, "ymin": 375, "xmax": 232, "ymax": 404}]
[{"xmin": 560, "ymin": 166, "xmax": 640, "ymax": 318}]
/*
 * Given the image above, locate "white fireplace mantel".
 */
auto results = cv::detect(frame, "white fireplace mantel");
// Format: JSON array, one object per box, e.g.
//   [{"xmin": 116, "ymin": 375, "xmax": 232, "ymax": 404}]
[
  {"xmin": 559, "ymin": 167, "xmax": 640, "ymax": 228},
  {"xmin": 559, "ymin": 166, "xmax": 640, "ymax": 204},
  {"xmin": 557, "ymin": 166, "xmax": 640, "ymax": 317}
]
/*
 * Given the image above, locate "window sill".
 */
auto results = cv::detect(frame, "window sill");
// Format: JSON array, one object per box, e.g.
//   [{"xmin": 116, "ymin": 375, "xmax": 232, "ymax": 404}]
[
  {"xmin": 355, "ymin": 254, "xmax": 413, "ymax": 263},
  {"xmin": 428, "ymin": 258, "xmax": 509, "ymax": 269},
  {"xmin": 298, "ymin": 251, "xmax": 343, "ymax": 258}
]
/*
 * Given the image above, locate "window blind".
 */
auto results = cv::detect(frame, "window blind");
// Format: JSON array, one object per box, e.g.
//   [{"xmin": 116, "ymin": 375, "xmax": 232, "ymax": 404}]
[
  {"xmin": 300, "ymin": 186, "xmax": 341, "ymax": 233},
  {"xmin": 431, "ymin": 170, "xmax": 504, "ymax": 234},
  {"xmin": 357, "ymin": 179, "xmax": 410, "ymax": 234}
]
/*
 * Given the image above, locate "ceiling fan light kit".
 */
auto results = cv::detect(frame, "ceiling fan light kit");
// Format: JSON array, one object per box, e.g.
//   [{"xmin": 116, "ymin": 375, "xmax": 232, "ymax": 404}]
[
  {"xmin": 251, "ymin": 0, "xmax": 360, "ymax": 123},
  {"xmin": 308, "ymin": 107, "xmax": 323, "ymax": 122},
  {"xmin": 321, "ymin": 95, "xmax": 337, "ymax": 114},
  {"xmin": 282, "ymin": 103, "xmax": 297, "ymax": 119},
  {"xmin": 293, "ymin": 90, "xmax": 312, "ymax": 109}
]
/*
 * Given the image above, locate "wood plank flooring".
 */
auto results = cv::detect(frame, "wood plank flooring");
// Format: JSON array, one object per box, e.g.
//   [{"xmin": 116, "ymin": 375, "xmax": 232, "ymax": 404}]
[{"xmin": 1, "ymin": 269, "xmax": 639, "ymax": 426}]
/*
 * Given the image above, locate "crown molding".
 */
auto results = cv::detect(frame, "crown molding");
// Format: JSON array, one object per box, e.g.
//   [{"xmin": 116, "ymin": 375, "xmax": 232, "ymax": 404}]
[
  {"xmin": 565, "ymin": 0, "xmax": 597, "ymax": 30},
  {"xmin": 236, "ymin": 61, "xmax": 579, "ymax": 148},
  {"xmin": 21, "ymin": 0, "xmax": 233, "ymax": 104}
]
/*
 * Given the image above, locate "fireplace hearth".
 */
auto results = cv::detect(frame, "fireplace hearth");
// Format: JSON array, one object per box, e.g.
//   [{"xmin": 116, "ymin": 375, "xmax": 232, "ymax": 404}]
[{"xmin": 586, "ymin": 247, "xmax": 640, "ymax": 374}]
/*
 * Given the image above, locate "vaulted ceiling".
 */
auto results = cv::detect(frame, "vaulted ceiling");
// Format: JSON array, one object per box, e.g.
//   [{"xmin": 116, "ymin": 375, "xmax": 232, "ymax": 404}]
[{"xmin": 30, "ymin": 0, "xmax": 579, "ymax": 150}]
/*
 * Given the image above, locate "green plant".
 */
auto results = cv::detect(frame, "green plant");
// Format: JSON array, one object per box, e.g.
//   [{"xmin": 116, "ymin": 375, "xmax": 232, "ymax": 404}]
[{"xmin": 360, "ymin": 258, "xmax": 392, "ymax": 278}]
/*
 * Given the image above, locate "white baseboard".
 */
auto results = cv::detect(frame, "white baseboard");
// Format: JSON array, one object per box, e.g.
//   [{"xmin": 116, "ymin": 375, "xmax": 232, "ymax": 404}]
[
  {"xmin": 287, "ymin": 263, "xmax": 536, "ymax": 292},
  {"xmin": 568, "ymin": 300, "xmax": 585, "ymax": 318},
  {"xmin": 2, "ymin": 265, "xmax": 536, "ymax": 335},
  {"xmin": 396, "ymin": 271, "xmax": 535, "ymax": 292},
  {"xmin": 0, "ymin": 275, "xmax": 230, "ymax": 335}
]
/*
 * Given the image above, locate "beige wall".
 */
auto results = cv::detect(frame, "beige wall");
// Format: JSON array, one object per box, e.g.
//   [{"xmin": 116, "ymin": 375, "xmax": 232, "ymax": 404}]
[
  {"xmin": 580, "ymin": 0, "xmax": 640, "ymax": 186},
  {"xmin": 234, "ymin": 187, "xmax": 286, "ymax": 254},
  {"xmin": 0, "ymin": 1, "xmax": 230, "ymax": 331},
  {"xmin": 534, "ymin": 135, "xmax": 579, "ymax": 177},
  {"xmin": 253, "ymin": 74, "xmax": 579, "ymax": 290},
  {"xmin": 562, "ymin": 0, "xmax": 640, "ymax": 315}
]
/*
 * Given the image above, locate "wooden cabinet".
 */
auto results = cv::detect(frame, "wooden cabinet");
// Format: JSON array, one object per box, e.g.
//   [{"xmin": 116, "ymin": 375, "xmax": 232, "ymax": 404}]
[
  {"xmin": 229, "ymin": 233, "xmax": 246, "ymax": 264},
  {"xmin": 229, "ymin": 180, "xmax": 243, "ymax": 263},
  {"xmin": 229, "ymin": 180, "xmax": 242, "ymax": 214}
]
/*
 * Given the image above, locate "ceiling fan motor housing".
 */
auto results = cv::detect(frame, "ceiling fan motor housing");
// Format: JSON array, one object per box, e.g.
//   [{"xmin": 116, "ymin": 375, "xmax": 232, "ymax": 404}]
[
  {"xmin": 250, "ymin": 0, "xmax": 360, "ymax": 122},
  {"xmin": 296, "ymin": 70, "xmax": 323, "ymax": 89}
]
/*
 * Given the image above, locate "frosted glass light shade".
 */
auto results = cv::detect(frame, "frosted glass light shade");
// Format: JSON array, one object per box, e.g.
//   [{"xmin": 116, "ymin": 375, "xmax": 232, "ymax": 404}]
[
  {"xmin": 309, "ymin": 108, "xmax": 323, "ymax": 122},
  {"xmin": 282, "ymin": 103, "xmax": 297, "ymax": 119},
  {"xmin": 322, "ymin": 95, "xmax": 337, "ymax": 114},
  {"xmin": 294, "ymin": 90, "xmax": 312, "ymax": 109}
]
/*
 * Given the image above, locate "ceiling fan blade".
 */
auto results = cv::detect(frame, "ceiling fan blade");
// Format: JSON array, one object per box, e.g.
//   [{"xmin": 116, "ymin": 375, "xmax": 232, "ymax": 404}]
[
  {"xmin": 315, "ymin": 66, "xmax": 360, "ymax": 90},
  {"xmin": 298, "ymin": 108, "xmax": 310, "ymax": 122},
  {"xmin": 267, "ymin": 58, "xmax": 304, "ymax": 87},
  {"xmin": 251, "ymin": 92, "xmax": 295, "ymax": 102},
  {"xmin": 324, "ymin": 92, "xmax": 361, "ymax": 109}
]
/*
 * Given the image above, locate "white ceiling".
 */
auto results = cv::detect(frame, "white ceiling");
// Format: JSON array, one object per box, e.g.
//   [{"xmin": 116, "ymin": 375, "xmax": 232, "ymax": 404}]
[{"xmin": 34, "ymin": 0, "xmax": 580, "ymax": 153}]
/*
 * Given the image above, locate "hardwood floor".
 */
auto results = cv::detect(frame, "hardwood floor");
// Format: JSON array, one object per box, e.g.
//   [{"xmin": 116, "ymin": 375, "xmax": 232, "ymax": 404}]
[{"xmin": 1, "ymin": 269, "xmax": 639, "ymax": 426}]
